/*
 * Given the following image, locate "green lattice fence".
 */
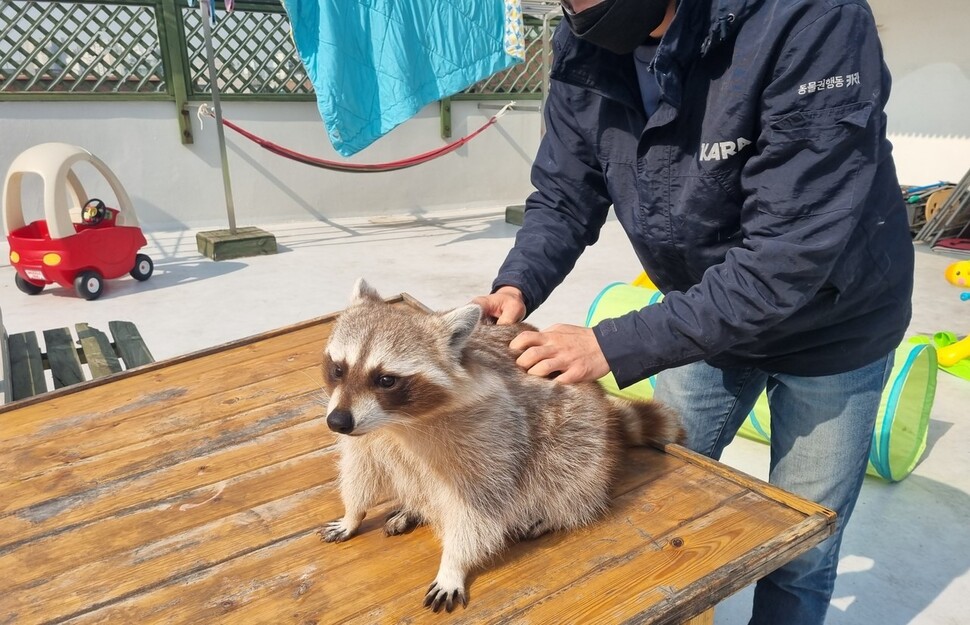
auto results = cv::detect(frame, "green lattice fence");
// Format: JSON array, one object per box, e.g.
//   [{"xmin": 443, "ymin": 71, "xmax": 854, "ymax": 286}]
[
  {"xmin": 2, "ymin": 1, "xmax": 556, "ymax": 100},
  {"xmin": 181, "ymin": 3, "xmax": 311, "ymax": 97},
  {"xmin": 461, "ymin": 19, "xmax": 552, "ymax": 97},
  {"xmin": 0, "ymin": 0, "xmax": 166, "ymax": 94}
]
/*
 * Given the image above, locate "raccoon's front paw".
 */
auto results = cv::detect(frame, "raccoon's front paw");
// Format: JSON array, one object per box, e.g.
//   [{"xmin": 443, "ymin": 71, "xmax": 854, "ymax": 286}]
[
  {"xmin": 319, "ymin": 518, "xmax": 356, "ymax": 543},
  {"xmin": 384, "ymin": 510, "xmax": 422, "ymax": 536},
  {"xmin": 423, "ymin": 579, "xmax": 468, "ymax": 613}
]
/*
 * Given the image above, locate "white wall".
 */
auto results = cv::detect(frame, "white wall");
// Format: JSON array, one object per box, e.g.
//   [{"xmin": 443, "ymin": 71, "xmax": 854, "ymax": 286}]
[
  {"xmin": 0, "ymin": 98, "xmax": 540, "ymax": 232},
  {"xmin": 874, "ymin": 0, "xmax": 970, "ymax": 184}
]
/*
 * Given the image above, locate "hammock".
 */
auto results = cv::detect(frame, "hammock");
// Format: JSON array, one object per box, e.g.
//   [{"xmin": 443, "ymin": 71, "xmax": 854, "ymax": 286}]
[{"xmin": 197, "ymin": 103, "xmax": 514, "ymax": 174}]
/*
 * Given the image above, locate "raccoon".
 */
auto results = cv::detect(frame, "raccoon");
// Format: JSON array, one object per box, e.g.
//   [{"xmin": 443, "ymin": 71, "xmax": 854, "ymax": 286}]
[{"xmin": 319, "ymin": 279, "xmax": 683, "ymax": 612}]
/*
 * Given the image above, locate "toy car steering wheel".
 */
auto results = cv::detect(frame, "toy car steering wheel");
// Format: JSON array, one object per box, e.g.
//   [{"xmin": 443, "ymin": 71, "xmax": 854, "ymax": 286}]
[{"xmin": 81, "ymin": 198, "xmax": 108, "ymax": 226}]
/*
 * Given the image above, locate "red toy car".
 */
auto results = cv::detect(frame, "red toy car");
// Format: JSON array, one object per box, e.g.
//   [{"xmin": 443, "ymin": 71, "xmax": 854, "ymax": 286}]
[{"xmin": 4, "ymin": 143, "xmax": 153, "ymax": 300}]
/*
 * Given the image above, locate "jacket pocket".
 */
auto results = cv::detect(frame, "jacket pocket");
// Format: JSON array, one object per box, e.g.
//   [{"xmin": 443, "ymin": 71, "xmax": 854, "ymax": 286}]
[
  {"xmin": 749, "ymin": 101, "xmax": 875, "ymax": 218},
  {"xmin": 765, "ymin": 101, "xmax": 873, "ymax": 144}
]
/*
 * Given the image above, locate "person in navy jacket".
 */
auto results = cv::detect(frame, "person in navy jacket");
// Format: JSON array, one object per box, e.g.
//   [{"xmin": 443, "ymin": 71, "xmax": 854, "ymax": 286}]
[{"xmin": 473, "ymin": 1, "xmax": 914, "ymax": 623}]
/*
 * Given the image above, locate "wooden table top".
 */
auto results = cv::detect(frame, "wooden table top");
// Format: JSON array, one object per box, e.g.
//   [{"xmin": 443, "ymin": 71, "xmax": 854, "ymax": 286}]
[{"xmin": 0, "ymin": 296, "xmax": 835, "ymax": 625}]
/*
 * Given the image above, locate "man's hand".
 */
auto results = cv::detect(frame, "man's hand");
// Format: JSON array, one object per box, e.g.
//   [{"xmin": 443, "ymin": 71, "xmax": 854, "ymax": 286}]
[
  {"xmin": 510, "ymin": 324, "xmax": 610, "ymax": 384},
  {"xmin": 471, "ymin": 286, "xmax": 527, "ymax": 325}
]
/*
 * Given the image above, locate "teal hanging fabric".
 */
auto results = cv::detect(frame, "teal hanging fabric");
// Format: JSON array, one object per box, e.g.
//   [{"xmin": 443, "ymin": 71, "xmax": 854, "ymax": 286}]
[{"xmin": 283, "ymin": 0, "xmax": 525, "ymax": 156}]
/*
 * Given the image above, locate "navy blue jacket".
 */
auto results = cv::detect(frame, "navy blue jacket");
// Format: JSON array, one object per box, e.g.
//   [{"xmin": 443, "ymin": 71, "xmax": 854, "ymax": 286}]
[{"xmin": 492, "ymin": 0, "xmax": 914, "ymax": 388}]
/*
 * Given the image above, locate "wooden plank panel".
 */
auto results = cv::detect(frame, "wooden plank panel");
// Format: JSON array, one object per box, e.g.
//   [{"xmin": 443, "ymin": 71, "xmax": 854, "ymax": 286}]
[
  {"xmin": 0, "ymin": 450, "xmax": 341, "ymax": 624},
  {"xmin": 76, "ymin": 323, "xmax": 123, "ymax": 378},
  {"xmin": 227, "ymin": 456, "xmax": 691, "ymax": 624},
  {"xmin": 511, "ymin": 492, "xmax": 804, "ymax": 624},
  {"xmin": 0, "ymin": 384, "xmax": 325, "ymax": 514},
  {"xmin": 109, "ymin": 321, "xmax": 155, "ymax": 368},
  {"xmin": 60, "ymin": 518, "xmax": 420, "ymax": 625},
  {"xmin": 332, "ymin": 464, "xmax": 752, "ymax": 625},
  {"xmin": 662, "ymin": 444, "xmax": 836, "ymax": 520},
  {"xmin": 54, "ymin": 455, "xmax": 744, "ymax": 625},
  {"xmin": 42, "ymin": 327, "xmax": 85, "ymax": 389},
  {"xmin": 0, "ymin": 417, "xmax": 332, "ymax": 551},
  {"xmin": 0, "ymin": 365, "xmax": 326, "ymax": 489},
  {"xmin": 2, "ymin": 451, "xmax": 685, "ymax": 623},
  {"xmin": 0, "ymin": 324, "xmax": 329, "ymax": 443},
  {"xmin": 8, "ymin": 331, "xmax": 46, "ymax": 400}
]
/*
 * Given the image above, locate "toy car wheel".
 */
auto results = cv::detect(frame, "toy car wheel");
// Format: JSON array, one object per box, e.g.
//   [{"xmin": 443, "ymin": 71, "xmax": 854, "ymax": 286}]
[
  {"xmin": 130, "ymin": 254, "xmax": 153, "ymax": 281},
  {"xmin": 74, "ymin": 270, "xmax": 104, "ymax": 300},
  {"xmin": 15, "ymin": 274, "xmax": 44, "ymax": 295}
]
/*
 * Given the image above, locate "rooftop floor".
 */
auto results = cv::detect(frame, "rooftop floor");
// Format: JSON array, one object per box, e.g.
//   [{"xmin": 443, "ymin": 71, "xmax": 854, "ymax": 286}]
[{"xmin": 1, "ymin": 209, "xmax": 967, "ymax": 624}]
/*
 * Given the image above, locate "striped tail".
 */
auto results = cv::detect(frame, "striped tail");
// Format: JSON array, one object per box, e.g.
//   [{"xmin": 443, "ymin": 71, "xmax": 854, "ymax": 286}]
[{"xmin": 608, "ymin": 396, "xmax": 685, "ymax": 446}]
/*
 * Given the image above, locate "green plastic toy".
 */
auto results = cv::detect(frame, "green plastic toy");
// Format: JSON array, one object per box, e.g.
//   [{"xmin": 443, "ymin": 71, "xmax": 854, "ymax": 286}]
[{"xmin": 585, "ymin": 282, "xmax": 937, "ymax": 482}]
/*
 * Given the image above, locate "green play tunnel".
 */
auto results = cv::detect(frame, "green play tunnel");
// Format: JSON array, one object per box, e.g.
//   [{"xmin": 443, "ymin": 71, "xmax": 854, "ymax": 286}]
[{"xmin": 585, "ymin": 282, "xmax": 937, "ymax": 482}]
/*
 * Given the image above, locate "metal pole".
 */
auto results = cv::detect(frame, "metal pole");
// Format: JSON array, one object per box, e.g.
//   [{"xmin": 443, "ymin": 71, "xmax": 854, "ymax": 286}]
[
  {"xmin": 540, "ymin": 10, "xmax": 553, "ymax": 138},
  {"xmin": 200, "ymin": 1, "xmax": 237, "ymax": 234},
  {"xmin": 539, "ymin": 5, "xmax": 561, "ymax": 138}
]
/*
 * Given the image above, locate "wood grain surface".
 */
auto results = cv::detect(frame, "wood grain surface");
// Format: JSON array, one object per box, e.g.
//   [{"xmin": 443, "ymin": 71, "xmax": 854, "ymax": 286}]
[{"xmin": 0, "ymin": 297, "xmax": 835, "ymax": 625}]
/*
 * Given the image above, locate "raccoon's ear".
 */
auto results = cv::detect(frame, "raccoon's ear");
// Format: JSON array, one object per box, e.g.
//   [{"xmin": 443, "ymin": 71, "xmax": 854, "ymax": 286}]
[
  {"xmin": 350, "ymin": 278, "xmax": 383, "ymax": 305},
  {"xmin": 439, "ymin": 304, "xmax": 481, "ymax": 352}
]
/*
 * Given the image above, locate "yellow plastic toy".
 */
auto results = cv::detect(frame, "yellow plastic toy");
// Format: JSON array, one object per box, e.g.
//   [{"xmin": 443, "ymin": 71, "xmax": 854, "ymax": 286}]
[{"xmin": 938, "ymin": 260, "xmax": 970, "ymax": 367}]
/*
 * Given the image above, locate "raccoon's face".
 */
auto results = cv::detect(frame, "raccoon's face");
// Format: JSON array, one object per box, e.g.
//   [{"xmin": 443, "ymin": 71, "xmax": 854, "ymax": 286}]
[
  {"xmin": 321, "ymin": 317, "xmax": 452, "ymax": 436},
  {"xmin": 321, "ymin": 279, "xmax": 482, "ymax": 436}
]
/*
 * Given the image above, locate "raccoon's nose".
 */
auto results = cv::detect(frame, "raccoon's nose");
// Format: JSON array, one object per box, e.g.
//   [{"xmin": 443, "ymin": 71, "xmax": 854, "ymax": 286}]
[{"xmin": 326, "ymin": 409, "xmax": 355, "ymax": 434}]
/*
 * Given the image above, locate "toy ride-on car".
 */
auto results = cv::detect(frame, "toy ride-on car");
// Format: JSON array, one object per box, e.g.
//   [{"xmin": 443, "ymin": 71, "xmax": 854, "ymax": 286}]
[{"xmin": 4, "ymin": 142, "xmax": 153, "ymax": 300}]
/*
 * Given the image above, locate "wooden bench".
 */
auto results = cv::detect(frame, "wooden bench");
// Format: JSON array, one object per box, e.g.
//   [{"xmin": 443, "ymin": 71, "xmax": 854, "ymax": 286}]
[
  {"xmin": 0, "ymin": 295, "xmax": 835, "ymax": 624},
  {"xmin": 0, "ymin": 313, "xmax": 154, "ymax": 403}
]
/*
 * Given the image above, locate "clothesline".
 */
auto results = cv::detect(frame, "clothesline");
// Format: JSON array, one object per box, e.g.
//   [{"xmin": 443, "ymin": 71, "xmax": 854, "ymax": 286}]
[{"xmin": 196, "ymin": 102, "xmax": 516, "ymax": 173}]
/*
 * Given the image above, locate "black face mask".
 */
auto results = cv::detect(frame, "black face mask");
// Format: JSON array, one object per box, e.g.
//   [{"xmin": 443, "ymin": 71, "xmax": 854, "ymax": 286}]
[{"xmin": 562, "ymin": 0, "xmax": 670, "ymax": 55}]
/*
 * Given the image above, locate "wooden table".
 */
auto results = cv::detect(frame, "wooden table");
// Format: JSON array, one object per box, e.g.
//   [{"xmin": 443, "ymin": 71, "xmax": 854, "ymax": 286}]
[{"xmin": 0, "ymin": 295, "xmax": 836, "ymax": 625}]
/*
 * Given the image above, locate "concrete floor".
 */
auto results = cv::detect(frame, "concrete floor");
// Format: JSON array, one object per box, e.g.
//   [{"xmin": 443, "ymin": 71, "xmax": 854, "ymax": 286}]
[{"xmin": 1, "ymin": 209, "xmax": 967, "ymax": 624}]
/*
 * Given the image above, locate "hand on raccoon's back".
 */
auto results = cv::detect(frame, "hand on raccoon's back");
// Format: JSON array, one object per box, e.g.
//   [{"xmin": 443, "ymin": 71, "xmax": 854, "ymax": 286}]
[{"xmin": 509, "ymin": 323, "xmax": 611, "ymax": 384}]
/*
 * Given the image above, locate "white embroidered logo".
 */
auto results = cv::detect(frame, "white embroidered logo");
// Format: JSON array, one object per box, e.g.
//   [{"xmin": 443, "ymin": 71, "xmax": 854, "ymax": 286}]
[
  {"xmin": 798, "ymin": 72, "xmax": 860, "ymax": 95},
  {"xmin": 700, "ymin": 137, "xmax": 751, "ymax": 162}
]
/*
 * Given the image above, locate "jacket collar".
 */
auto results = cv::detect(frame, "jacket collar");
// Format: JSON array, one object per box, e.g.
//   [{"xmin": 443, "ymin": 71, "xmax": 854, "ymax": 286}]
[{"xmin": 550, "ymin": 0, "xmax": 761, "ymax": 111}]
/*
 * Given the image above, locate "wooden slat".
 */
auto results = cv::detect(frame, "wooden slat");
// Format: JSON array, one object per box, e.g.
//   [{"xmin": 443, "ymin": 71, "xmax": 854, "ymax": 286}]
[
  {"xmin": 511, "ymin": 492, "xmax": 802, "ymax": 624},
  {"xmin": 0, "ymin": 380, "xmax": 324, "ymax": 514},
  {"xmin": 0, "ymin": 417, "xmax": 332, "ymax": 552},
  {"xmin": 661, "ymin": 443, "xmax": 837, "ymax": 521},
  {"xmin": 1, "ymin": 323, "xmax": 329, "ymax": 442},
  {"xmin": 42, "ymin": 327, "xmax": 85, "ymax": 389},
  {"xmin": 210, "ymin": 461, "xmax": 735, "ymax": 625},
  {"xmin": 0, "ymin": 450, "xmax": 341, "ymax": 623},
  {"xmin": 108, "ymin": 321, "xmax": 155, "ymax": 368},
  {"xmin": 75, "ymin": 323, "xmax": 122, "ymax": 378},
  {"xmin": 8, "ymin": 331, "xmax": 46, "ymax": 400},
  {"xmin": 0, "ymin": 343, "xmax": 327, "ymax": 481}
]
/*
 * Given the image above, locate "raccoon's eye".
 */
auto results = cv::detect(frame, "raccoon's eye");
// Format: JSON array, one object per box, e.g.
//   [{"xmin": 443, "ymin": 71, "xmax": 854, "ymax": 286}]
[
  {"xmin": 331, "ymin": 363, "xmax": 344, "ymax": 379},
  {"xmin": 376, "ymin": 375, "xmax": 397, "ymax": 389}
]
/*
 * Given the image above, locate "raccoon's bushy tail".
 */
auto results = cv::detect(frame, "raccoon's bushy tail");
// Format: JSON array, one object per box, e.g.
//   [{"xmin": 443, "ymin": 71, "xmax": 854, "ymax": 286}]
[{"xmin": 608, "ymin": 396, "xmax": 685, "ymax": 447}]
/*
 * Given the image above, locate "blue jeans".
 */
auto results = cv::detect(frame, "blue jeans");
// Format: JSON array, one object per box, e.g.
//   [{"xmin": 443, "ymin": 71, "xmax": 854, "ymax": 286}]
[{"xmin": 653, "ymin": 353, "xmax": 894, "ymax": 625}]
